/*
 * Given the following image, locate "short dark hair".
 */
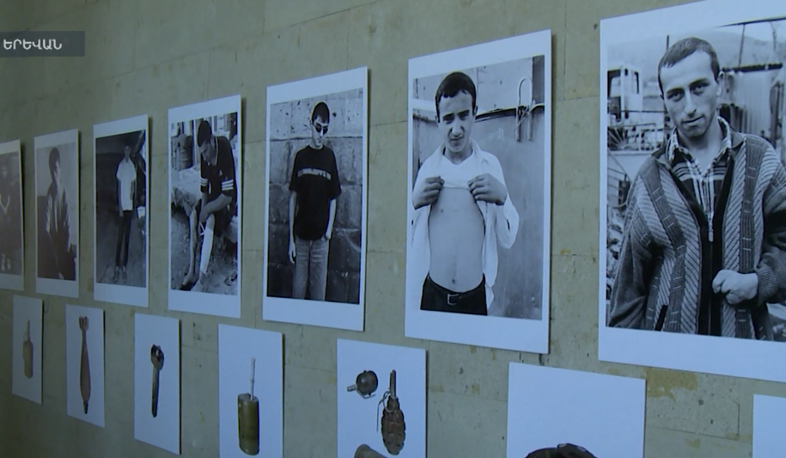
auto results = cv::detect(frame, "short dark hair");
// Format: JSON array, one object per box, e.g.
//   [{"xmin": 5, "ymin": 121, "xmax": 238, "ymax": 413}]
[
  {"xmin": 435, "ymin": 71, "xmax": 477, "ymax": 119},
  {"xmin": 658, "ymin": 37, "xmax": 720, "ymax": 92},
  {"xmin": 311, "ymin": 102, "xmax": 329, "ymax": 123},
  {"xmin": 196, "ymin": 119, "xmax": 213, "ymax": 147},
  {"xmin": 48, "ymin": 147, "xmax": 60, "ymax": 171}
]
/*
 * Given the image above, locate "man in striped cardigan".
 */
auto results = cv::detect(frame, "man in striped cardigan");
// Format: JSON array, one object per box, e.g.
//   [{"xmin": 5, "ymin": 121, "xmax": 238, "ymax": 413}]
[{"xmin": 608, "ymin": 37, "xmax": 786, "ymax": 339}]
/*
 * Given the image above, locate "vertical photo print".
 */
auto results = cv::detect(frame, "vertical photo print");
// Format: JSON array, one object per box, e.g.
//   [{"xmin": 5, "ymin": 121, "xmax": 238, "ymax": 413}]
[
  {"xmin": 12, "ymin": 296, "xmax": 43, "ymax": 404},
  {"xmin": 753, "ymin": 394, "xmax": 786, "ymax": 457},
  {"xmin": 93, "ymin": 115, "xmax": 149, "ymax": 307},
  {"xmin": 168, "ymin": 95, "xmax": 241, "ymax": 318},
  {"xmin": 35, "ymin": 129, "xmax": 79, "ymax": 298},
  {"xmin": 506, "ymin": 363, "xmax": 646, "ymax": 458},
  {"xmin": 218, "ymin": 325, "xmax": 283, "ymax": 458},
  {"xmin": 599, "ymin": 0, "xmax": 786, "ymax": 382},
  {"xmin": 263, "ymin": 67, "xmax": 368, "ymax": 331},
  {"xmin": 65, "ymin": 304, "xmax": 105, "ymax": 427},
  {"xmin": 134, "ymin": 313, "xmax": 180, "ymax": 454},
  {"xmin": 337, "ymin": 339, "xmax": 426, "ymax": 458},
  {"xmin": 0, "ymin": 140, "xmax": 24, "ymax": 291},
  {"xmin": 405, "ymin": 31, "xmax": 552, "ymax": 352}
]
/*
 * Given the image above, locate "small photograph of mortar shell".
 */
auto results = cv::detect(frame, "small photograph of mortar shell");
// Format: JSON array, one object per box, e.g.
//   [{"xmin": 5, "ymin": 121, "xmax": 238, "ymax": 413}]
[
  {"xmin": 237, "ymin": 357, "xmax": 260, "ymax": 455},
  {"xmin": 79, "ymin": 316, "xmax": 91, "ymax": 414},
  {"xmin": 354, "ymin": 444, "xmax": 386, "ymax": 458},
  {"xmin": 22, "ymin": 320, "xmax": 33, "ymax": 379},
  {"xmin": 379, "ymin": 370, "xmax": 405, "ymax": 455},
  {"xmin": 347, "ymin": 370, "xmax": 378, "ymax": 399},
  {"xmin": 150, "ymin": 344, "xmax": 165, "ymax": 418}
]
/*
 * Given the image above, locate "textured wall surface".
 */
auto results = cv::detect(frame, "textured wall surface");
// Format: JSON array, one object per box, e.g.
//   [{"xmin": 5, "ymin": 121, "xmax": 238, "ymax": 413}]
[{"xmin": 2, "ymin": 0, "xmax": 786, "ymax": 457}]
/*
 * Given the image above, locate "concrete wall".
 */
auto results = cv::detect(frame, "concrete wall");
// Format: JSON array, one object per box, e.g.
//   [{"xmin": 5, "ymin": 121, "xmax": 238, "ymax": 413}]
[{"xmin": 2, "ymin": 0, "xmax": 786, "ymax": 457}]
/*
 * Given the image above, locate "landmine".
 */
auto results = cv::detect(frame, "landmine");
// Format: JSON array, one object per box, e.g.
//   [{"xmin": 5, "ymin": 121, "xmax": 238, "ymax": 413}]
[{"xmin": 237, "ymin": 358, "xmax": 260, "ymax": 455}]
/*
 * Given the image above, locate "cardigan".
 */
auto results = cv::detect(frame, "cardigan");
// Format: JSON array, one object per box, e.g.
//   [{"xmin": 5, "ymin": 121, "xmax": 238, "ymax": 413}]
[{"xmin": 608, "ymin": 127, "xmax": 786, "ymax": 339}]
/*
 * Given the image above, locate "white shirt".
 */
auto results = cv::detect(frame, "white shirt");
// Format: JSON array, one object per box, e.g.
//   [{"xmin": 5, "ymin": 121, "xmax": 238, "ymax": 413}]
[
  {"xmin": 408, "ymin": 140, "xmax": 520, "ymax": 311},
  {"xmin": 116, "ymin": 158, "xmax": 136, "ymax": 211}
]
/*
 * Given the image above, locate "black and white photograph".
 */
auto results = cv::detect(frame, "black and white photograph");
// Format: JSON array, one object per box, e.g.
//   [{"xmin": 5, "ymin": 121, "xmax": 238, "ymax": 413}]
[
  {"xmin": 134, "ymin": 313, "xmax": 180, "ymax": 455},
  {"xmin": 93, "ymin": 115, "xmax": 149, "ymax": 307},
  {"xmin": 0, "ymin": 140, "xmax": 24, "ymax": 291},
  {"xmin": 35, "ymin": 129, "xmax": 79, "ymax": 298},
  {"xmin": 65, "ymin": 304, "xmax": 105, "ymax": 427},
  {"xmin": 599, "ymin": 1, "xmax": 786, "ymax": 382},
  {"xmin": 405, "ymin": 31, "xmax": 552, "ymax": 352},
  {"xmin": 506, "ymin": 363, "xmax": 646, "ymax": 458},
  {"xmin": 262, "ymin": 67, "xmax": 368, "ymax": 331},
  {"xmin": 168, "ymin": 95, "xmax": 241, "ymax": 318},
  {"xmin": 337, "ymin": 339, "xmax": 426, "ymax": 458},
  {"xmin": 12, "ymin": 295, "xmax": 43, "ymax": 404}
]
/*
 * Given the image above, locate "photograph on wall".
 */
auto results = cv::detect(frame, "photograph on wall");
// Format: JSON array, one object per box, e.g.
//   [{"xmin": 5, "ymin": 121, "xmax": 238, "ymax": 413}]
[
  {"xmin": 405, "ymin": 31, "xmax": 552, "ymax": 352},
  {"xmin": 134, "ymin": 313, "xmax": 180, "ymax": 454},
  {"xmin": 93, "ymin": 115, "xmax": 149, "ymax": 307},
  {"xmin": 0, "ymin": 140, "xmax": 24, "ymax": 291},
  {"xmin": 337, "ymin": 339, "xmax": 426, "ymax": 458},
  {"xmin": 262, "ymin": 67, "xmax": 368, "ymax": 331},
  {"xmin": 506, "ymin": 363, "xmax": 645, "ymax": 458},
  {"xmin": 168, "ymin": 95, "xmax": 241, "ymax": 318},
  {"xmin": 218, "ymin": 324, "xmax": 283, "ymax": 458},
  {"xmin": 34, "ymin": 129, "xmax": 79, "ymax": 298},
  {"xmin": 753, "ymin": 394, "xmax": 786, "ymax": 457},
  {"xmin": 12, "ymin": 296, "xmax": 43, "ymax": 404},
  {"xmin": 65, "ymin": 304, "xmax": 105, "ymax": 427},
  {"xmin": 599, "ymin": 0, "xmax": 786, "ymax": 382}
]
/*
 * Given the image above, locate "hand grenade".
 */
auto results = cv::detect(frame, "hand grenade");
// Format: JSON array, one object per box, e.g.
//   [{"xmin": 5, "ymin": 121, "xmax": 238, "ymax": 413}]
[
  {"xmin": 237, "ymin": 358, "xmax": 260, "ymax": 455},
  {"xmin": 354, "ymin": 444, "xmax": 386, "ymax": 458},
  {"xmin": 347, "ymin": 370, "xmax": 378, "ymax": 398},
  {"xmin": 379, "ymin": 370, "xmax": 405, "ymax": 455}
]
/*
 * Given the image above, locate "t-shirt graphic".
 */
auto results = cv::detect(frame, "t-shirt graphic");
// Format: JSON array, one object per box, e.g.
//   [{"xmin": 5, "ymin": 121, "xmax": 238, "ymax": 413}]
[
  {"xmin": 200, "ymin": 136, "xmax": 237, "ymax": 205},
  {"xmin": 289, "ymin": 145, "xmax": 341, "ymax": 240}
]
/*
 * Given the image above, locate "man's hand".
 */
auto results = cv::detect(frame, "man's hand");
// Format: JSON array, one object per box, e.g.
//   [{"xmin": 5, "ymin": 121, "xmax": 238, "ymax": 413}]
[
  {"xmin": 712, "ymin": 270, "xmax": 758, "ymax": 305},
  {"xmin": 288, "ymin": 239, "xmax": 296, "ymax": 264},
  {"xmin": 468, "ymin": 173, "xmax": 507, "ymax": 205},
  {"xmin": 412, "ymin": 176, "xmax": 443, "ymax": 209}
]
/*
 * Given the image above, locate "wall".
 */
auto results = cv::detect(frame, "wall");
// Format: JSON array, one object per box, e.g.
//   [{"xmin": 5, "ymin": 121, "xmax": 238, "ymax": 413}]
[{"xmin": 2, "ymin": 0, "xmax": 786, "ymax": 458}]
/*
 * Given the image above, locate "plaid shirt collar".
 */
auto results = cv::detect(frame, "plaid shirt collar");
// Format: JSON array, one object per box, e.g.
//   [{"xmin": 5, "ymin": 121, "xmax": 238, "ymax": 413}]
[{"xmin": 667, "ymin": 117, "xmax": 733, "ymax": 166}]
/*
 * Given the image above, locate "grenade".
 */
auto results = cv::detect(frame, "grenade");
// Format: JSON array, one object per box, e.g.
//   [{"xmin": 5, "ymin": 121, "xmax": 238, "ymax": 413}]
[
  {"xmin": 525, "ymin": 444, "xmax": 598, "ymax": 458},
  {"xmin": 354, "ymin": 444, "xmax": 386, "ymax": 458},
  {"xmin": 22, "ymin": 320, "xmax": 33, "ymax": 379},
  {"xmin": 379, "ymin": 370, "xmax": 405, "ymax": 455},
  {"xmin": 347, "ymin": 370, "xmax": 378, "ymax": 398},
  {"xmin": 79, "ymin": 316, "xmax": 91, "ymax": 414},
  {"xmin": 237, "ymin": 358, "xmax": 260, "ymax": 455}
]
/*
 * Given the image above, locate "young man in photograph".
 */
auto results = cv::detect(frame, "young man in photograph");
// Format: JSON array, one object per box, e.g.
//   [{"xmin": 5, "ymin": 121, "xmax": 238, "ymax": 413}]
[
  {"xmin": 410, "ymin": 71, "xmax": 520, "ymax": 316},
  {"xmin": 288, "ymin": 101, "xmax": 341, "ymax": 301},
  {"xmin": 179, "ymin": 119, "xmax": 237, "ymax": 292},
  {"xmin": 113, "ymin": 144, "xmax": 137, "ymax": 284},
  {"xmin": 608, "ymin": 37, "xmax": 786, "ymax": 338},
  {"xmin": 43, "ymin": 147, "xmax": 75, "ymax": 280},
  {"xmin": 0, "ymin": 157, "xmax": 18, "ymax": 272}
]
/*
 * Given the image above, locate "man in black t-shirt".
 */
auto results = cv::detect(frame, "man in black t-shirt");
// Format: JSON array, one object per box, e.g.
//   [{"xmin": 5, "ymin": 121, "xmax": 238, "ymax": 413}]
[
  {"xmin": 179, "ymin": 119, "xmax": 237, "ymax": 292},
  {"xmin": 288, "ymin": 101, "xmax": 341, "ymax": 300}
]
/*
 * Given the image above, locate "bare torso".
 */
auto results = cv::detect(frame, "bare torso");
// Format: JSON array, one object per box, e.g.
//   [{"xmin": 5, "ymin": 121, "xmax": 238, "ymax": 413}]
[{"xmin": 428, "ymin": 188, "xmax": 484, "ymax": 292}]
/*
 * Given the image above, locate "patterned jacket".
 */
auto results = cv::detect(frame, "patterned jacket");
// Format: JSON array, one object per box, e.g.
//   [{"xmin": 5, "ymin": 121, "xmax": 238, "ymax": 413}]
[{"xmin": 608, "ymin": 128, "xmax": 786, "ymax": 339}]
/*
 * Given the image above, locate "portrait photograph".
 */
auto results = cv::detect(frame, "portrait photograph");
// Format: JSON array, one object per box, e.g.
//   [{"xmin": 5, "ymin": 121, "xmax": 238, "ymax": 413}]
[
  {"xmin": 168, "ymin": 95, "xmax": 241, "ymax": 318},
  {"xmin": 65, "ymin": 304, "xmax": 105, "ymax": 427},
  {"xmin": 12, "ymin": 295, "xmax": 43, "ymax": 404},
  {"xmin": 506, "ymin": 363, "xmax": 646, "ymax": 458},
  {"xmin": 93, "ymin": 115, "xmax": 149, "ymax": 307},
  {"xmin": 134, "ymin": 313, "xmax": 180, "ymax": 454},
  {"xmin": 405, "ymin": 31, "xmax": 552, "ymax": 353},
  {"xmin": 262, "ymin": 67, "xmax": 368, "ymax": 331},
  {"xmin": 34, "ymin": 129, "xmax": 79, "ymax": 298},
  {"xmin": 599, "ymin": 0, "xmax": 786, "ymax": 382},
  {"xmin": 0, "ymin": 139, "xmax": 24, "ymax": 291},
  {"xmin": 753, "ymin": 394, "xmax": 786, "ymax": 457},
  {"xmin": 218, "ymin": 324, "xmax": 283, "ymax": 458},
  {"xmin": 337, "ymin": 339, "xmax": 426, "ymax": 458}
]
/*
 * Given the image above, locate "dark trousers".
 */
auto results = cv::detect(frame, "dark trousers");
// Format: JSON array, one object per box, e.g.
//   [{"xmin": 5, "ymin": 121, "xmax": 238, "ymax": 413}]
[
  {"xmin": 115, "ymin": 210, "xmax": 133, "ymax": 267},
  {"xmin": 420, "ymin": 275, "xmax": 487, "ymax": 316}
]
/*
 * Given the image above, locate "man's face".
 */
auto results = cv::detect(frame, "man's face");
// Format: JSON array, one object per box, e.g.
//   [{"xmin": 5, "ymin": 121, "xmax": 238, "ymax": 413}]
[
  {"xmin": 437, "ymin": 90, "xmax": 477, "ymax": 156},
  {"xmin": 660, "ymin": 51, "xmax": 721, "ymax": 142},
  {"xmin": 51, "ymin": 160, "xmax": 61, "ymax": 187},
  {"xmin": 198, "ymin": 137, "xmax": 215, "ymax": 163},
  {"xmin": 311, "ymin": 115, "xmax": 329, "ymax": 149},
  {"xmin": 123, "ymin": 145, "xmax": 131, "ymax": 160}
]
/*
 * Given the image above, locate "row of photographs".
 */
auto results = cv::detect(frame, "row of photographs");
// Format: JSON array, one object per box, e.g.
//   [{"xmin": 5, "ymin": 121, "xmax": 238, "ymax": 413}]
[
  {"xmin": 11, "ymin": 294, "xmax": 784, "ymax": 457},
  {"xmin": 2, "ymin": 1, "xmax": 786, "ymax": 385}
]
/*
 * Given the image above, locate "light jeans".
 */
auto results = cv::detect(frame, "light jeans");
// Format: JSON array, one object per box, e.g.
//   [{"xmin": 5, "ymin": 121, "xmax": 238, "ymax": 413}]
[{"xmin": 293, "ymin": 236, "xmax": 329, "ymax": 300}]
